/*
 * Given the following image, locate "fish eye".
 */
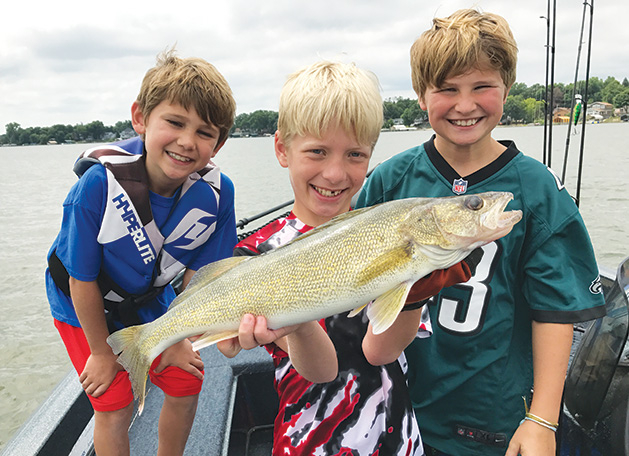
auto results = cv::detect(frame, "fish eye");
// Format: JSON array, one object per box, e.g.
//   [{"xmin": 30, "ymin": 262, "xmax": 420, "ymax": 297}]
[{"xmin": 464, "ymin": 195, "xmax": 484, "ymax": 211}]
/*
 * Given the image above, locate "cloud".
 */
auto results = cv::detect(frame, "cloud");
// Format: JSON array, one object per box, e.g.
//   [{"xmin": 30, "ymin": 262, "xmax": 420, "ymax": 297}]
[{"xmin": 0, "ymin": 0, "xmax": 627, "ymax": 134}]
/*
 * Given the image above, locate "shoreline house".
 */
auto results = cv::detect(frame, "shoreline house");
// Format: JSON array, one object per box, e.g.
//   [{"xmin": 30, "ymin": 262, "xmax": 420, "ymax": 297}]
[
  {"xmin": 588, "ymin": 102, "xmax": 613, "ymax": 119},
  {"xmin": 553, "ymin": 107, "xmax": 571, "ymax": 124}
]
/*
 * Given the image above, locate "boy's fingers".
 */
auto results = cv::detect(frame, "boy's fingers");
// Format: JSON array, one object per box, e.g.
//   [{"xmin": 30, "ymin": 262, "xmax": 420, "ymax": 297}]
[
  {"xmin": 91, "ymin": 384, "xmax": 107, "ymax": 398},
  {"xmin": 180, "ymin": 355, "xmax": 205, "ymax": 380},
  {"xmin": 253, "ymin": 315, "xmax": 275, "ymax": 345},
  {"xmin": 216, "ymin": 338, "xmax": 242, "ymax": 358},
  {"xmin": 186, "ymin": 364, "xmax": 204, "ymax": 381},
  {"xmin": 238, "ymin": 314, "xmax": 259, "ymax": 350},
  {"xmin": 191, "ymin": 357, "xmax": 204, "ymax": 371}
]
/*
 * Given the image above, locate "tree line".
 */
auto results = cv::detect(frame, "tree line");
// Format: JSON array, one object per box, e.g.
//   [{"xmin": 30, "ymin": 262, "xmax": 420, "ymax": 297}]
[
  {"xmin": 2, "ymin": 76, "xmax": 628, "ymax": 146},
  {"xmin": 2, "ymin": 120, "xmax": 133, "ymax": 147}
]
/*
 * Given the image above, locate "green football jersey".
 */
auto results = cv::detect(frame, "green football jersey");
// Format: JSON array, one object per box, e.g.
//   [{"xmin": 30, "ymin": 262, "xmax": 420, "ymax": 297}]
[{"xmin": 357, "ymin": 137, "xmax": 606, "ymax": 456}]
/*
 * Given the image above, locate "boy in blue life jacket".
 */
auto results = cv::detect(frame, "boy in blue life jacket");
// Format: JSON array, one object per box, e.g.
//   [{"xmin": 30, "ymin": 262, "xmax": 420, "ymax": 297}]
[
  {"xmin": 357, "ymin": 9, "xmax": 606, "ymax": 456},
  {"xmin": 45, "ymin": 50, "xmax": 237, "ymax": 456},
  {"xmin": 216, "ymin": 60, "xmax": 477, "ymax": 456}
]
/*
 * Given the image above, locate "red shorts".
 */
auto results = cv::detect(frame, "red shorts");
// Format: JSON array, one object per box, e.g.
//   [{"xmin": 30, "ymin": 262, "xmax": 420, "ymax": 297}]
[{"xmin": 54, "ymin": 319, "xmax": 203, "ymax": 412}]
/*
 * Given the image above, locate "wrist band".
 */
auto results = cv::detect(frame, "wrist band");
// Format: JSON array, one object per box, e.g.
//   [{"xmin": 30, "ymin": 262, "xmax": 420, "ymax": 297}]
[
  {"xmin": 402, "ymin": 299, "xmax": 429, "ymax": 312},
  {"xmin": 522, "ymin": 413, "xmax": 558, "ymax": 432},
  {"xmin": 520, "ymin": 397, "xmax": 558, "ymax": 432}
]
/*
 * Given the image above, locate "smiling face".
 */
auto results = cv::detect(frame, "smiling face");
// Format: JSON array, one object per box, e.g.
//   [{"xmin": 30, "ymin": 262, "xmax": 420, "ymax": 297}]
[
  {"xmin": 275, "ymin": 124, "xmax": 372, "ymax": 227},
  {"xmin": 419, "ymin": 66, "xmax": 509, "ymax": 158},
  {"xmin": 131, "ymin": 100, "xmax": 224, "ymax": 196}
]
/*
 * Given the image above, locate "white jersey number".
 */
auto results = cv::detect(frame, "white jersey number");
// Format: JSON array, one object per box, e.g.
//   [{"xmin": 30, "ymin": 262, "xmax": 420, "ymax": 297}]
[{"xmin": 436, "ymin": 243, "xmax": 498, "ymax": 336}]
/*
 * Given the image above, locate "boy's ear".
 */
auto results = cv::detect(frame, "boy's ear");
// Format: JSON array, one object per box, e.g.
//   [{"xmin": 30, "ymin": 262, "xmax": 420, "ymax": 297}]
[
  {"xmin": 418, "ymin": 98, "xmax": 427, "ymax": 112},
  {"xmin": 131, "ymin": 101, "xmax": 147, "ymax": 136},
  {"xmin": 274, "ymin": 131, "xmax": 289, "ymax": 168},
  {"xmin": 210, "ymin": 139, "xmax": 227, "ymax": 158}
]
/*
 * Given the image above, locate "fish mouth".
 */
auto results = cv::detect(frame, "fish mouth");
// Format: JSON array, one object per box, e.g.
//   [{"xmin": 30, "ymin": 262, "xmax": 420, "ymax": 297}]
[{"xmin": 481, "ymin": 193, "xmax": 522, "ymax": 240}]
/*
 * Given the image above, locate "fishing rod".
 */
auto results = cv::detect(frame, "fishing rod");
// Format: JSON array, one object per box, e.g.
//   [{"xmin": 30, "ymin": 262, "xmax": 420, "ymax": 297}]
[
  {"xmin": 236, "ymin": 199, "xmax": 294, "ymax": 230},
  {"xmin": 561, "ymin": 0, "xmax": 590, "ymax": 185},
  {"xmin": 541, "ymin": 1, "xmax": 551, "ymax": 165},
  {"xmin": 575, "ymin": 0, "xmax": 594, "ymax": 208},
  {"xmin": 545, "ymin": 0, "xmax": 557, "ymax": 168}
]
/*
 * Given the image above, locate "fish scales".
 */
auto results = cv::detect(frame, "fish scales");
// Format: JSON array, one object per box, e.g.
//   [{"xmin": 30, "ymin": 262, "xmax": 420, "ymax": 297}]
[{"xmin": 107, "ymin": 192, "xmax": 522, "ymax": 412}]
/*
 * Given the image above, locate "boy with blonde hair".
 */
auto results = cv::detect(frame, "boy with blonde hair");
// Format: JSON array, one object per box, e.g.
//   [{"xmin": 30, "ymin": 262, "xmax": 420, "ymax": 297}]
[
  {"xmin": 358, "ymin": 9, "xmax": 605, "ymax": 456},
  {"xmin": 46, "ymin": 50, "xmax": 237, "ymax": 455},
  {"xmin": 219, "ymin": 60, "xmax": 475, "ymax": 456}
]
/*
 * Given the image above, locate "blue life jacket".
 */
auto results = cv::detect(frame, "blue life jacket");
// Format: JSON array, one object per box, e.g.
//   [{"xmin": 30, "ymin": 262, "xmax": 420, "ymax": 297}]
[{"xmin": 49, "ymin": 137, "xmax": 223, "ymax": 331}]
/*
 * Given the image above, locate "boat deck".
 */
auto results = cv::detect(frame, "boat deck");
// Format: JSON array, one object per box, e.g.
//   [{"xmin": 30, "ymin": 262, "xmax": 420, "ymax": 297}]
[{"xmin": 3, "ymin": 346, "xmax": 277, "ymax": 456}]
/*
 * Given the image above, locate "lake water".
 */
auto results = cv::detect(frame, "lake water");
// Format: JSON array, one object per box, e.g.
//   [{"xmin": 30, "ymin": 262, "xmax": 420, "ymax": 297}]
[{"xmin": 1, "ymin": 123, "xmax": 628, "ymax": 449}]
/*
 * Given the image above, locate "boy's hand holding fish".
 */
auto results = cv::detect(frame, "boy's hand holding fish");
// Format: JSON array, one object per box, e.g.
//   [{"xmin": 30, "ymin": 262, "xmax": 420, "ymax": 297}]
[
  {"xmin": 217, "ymin": 315, "xmax": 302, "ymax": 356},
  {"xmin": 218, "ymin": 316, "xmax": 338, "ymax": 383}
]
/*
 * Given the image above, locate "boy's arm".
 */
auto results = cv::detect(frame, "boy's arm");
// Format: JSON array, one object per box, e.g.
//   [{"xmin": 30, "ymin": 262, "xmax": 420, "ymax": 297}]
[
  {"xmin": 69, "ymin": 277, "xmax": 123, "ymax": 398},
  {"xmin": 181, "ymin": 268, "xmax": 196, "ymax": 289},
  {"xmin": 506, "ymin": 322, "xmax": 572, "ymax": 456},
  {"xmin": 217, "ymin": 315, "xmax": 338, "ymax": 383},
  {"xmin": 280, "ymin": 320, "xmax": 338, "ymax": 383},
  {"xmin": 363, "ymin": 308, "xmax": 424, "ymax": 366},
  {"xmin": 363, "ymin": 254, "xmax": 478, "ymax": 365}
]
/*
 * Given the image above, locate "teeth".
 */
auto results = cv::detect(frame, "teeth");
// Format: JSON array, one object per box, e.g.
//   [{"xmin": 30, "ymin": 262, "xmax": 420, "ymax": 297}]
[
  {"xmin": 314, "ymin": 186, "xmax": 342, "ymax": 197},
  {"xmin": 167, "ymin": 151, "xmax": 192, "ymax": 162},
  {"xmin": 452, "ymin": 119, "xmax": 479, "ymax": 126}
]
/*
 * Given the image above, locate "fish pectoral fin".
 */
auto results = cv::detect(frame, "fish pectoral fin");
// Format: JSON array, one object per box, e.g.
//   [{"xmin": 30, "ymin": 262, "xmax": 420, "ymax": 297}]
[
  {"xmin": 367, "ymin": 281, "xmax": 413, "ymax": 335},
  {"xmin": 356, "ymin": 245, "xmax": 413, "ymax": 287},
  {"xmin": 191, "ymin": 330, "xmax": 239, "ymax": 351},
  {"xmin": 347, "ymin": 302, "xmax": 370, "ymax": 318},
  {"xmin": 170, "ymin": 257, "xmax": 249, "ymax": 309}
]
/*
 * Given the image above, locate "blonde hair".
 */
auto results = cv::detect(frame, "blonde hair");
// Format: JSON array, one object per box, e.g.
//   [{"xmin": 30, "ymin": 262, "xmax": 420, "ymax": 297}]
[
  {"xmin": 410, "ymin": 9, "xmax": 518, "ymax": 98},
  {"xmin": 136, "ymin": 49, "xmax": 236, "ymax": 146},
  {"xmin": 277, "ymin": 61, "xmax": 383, "ymax": 148}
]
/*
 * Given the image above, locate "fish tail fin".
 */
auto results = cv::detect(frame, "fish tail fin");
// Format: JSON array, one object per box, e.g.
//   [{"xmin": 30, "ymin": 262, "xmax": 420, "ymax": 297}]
[{"xmin": 107, "ymin": 324, "xmax": 151, "ymax": 414}]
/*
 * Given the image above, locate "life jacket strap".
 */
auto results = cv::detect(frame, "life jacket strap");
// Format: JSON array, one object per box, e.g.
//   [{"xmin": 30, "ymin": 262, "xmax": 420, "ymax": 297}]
[{"xmin": 48, "ymin": 249, "xmax": 164, "ymax": 333}]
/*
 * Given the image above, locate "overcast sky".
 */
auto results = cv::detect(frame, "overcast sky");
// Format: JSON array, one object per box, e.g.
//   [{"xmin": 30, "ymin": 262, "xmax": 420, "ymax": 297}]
[{"xmin": 1, "ymin": 0, "xmax": 626, "ymax": 135}]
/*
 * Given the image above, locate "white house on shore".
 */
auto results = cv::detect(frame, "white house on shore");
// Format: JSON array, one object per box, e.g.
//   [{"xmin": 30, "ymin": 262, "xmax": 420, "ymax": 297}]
[{"xmin": 588, "ymin": 102, "xmax": 614, "ymax": 119}]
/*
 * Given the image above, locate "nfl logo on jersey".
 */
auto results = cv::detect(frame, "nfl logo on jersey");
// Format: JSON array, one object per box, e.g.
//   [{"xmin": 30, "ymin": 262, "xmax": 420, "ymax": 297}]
[{"xmin": 452, "ymin": 178, "xmax": 468, "ymax": 195}]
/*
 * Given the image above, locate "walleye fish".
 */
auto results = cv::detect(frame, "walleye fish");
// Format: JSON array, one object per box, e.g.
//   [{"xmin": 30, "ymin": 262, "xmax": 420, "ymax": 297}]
[{"xmin": 108, "ymin": 191, "xmax": 522, "ymax": 412}]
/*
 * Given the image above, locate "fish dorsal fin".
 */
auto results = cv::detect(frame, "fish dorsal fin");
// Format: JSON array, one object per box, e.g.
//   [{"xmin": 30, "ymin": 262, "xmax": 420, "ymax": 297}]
[
  {"xmin": 169, "ymin": 257, "xmax": 249, "ymax": 309},
  {"xmin": 282, "ymin": 205, "xmax": 377, "ymax": 246},
  {"xmin": 191, "ymin": 330, "xmax": 239, "ymax": 351},
  {"xmin": 367, "ymin": 281, "xmax": 414, "ymax": 334},
  {"xmin": 356, "ymin": 243, "xmax": 413, "ymax": 287}
]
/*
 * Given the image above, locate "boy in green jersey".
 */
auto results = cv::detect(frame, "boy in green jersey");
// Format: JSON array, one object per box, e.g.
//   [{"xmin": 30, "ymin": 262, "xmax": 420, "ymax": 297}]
[{"xmin": 357, "ymin": 9, "xmax": 606, "ymax": 456}]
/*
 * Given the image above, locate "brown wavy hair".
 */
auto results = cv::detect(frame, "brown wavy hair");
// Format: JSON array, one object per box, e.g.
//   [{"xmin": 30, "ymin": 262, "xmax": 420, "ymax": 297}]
[
  {"xmin": 135, "ymin": 49, "xmax": 236, "ymax": 147},
  {"xmin": 411, "ymin": 9, "xmax": 518, "ymax": 98}
]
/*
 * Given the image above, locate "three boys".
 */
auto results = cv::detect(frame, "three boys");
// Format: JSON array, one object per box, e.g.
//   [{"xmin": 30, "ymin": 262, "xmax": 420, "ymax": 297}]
[{"xmin": 47, "ymin": 8, "xmax": 606, "ymax": 456}]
